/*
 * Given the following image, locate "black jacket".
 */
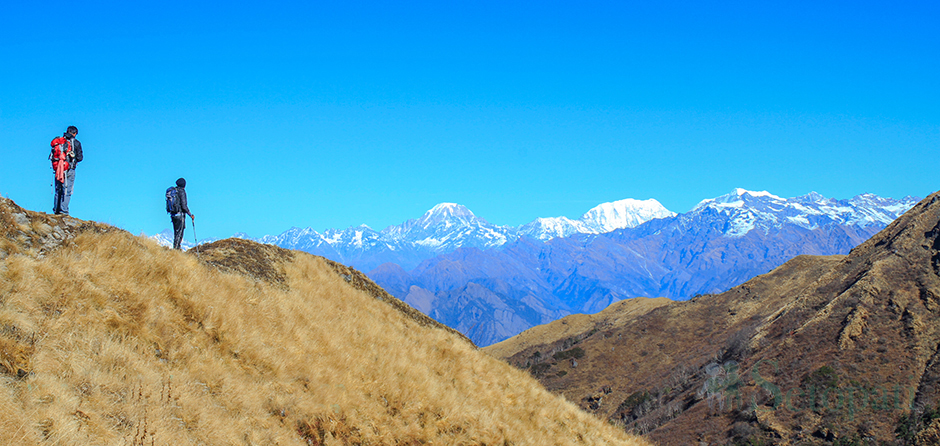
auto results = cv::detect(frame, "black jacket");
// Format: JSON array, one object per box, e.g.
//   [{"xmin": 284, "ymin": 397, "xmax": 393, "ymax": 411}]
[
  {"xmin": 66, "ymin": 135, "xmax": 83, "ymax": 169},
  {"xmin": 175, "ymin": 187, "xmax": 191, "ymax": 216}
]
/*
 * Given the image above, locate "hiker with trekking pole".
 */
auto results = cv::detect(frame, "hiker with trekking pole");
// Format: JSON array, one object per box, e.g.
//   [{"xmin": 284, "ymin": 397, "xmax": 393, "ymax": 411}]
[{"xmin": 165, "ymin": 178, "xmax": 195, "ymax": 250}]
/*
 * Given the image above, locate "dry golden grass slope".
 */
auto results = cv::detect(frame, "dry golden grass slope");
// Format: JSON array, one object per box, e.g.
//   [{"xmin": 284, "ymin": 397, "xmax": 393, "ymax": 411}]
[{"xmin": 0, "ymin": 197, "xmax": 650, "ymax": 446}]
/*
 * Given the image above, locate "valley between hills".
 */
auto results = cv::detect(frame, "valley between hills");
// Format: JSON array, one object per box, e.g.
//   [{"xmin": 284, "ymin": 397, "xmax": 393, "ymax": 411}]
[{"xmin": 487, "ymin": 191, "xmax": 940, "ymax": 445}]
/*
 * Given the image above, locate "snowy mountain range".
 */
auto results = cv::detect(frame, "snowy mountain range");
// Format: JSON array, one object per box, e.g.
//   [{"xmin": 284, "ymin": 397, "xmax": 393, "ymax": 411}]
[
  {"xmin": 366, "ymin": 189, "xmax": 919, "ymax": 345},
  {"xmin": 150, "ymin": 198, "xmax": 673, "ymax": 269},
  {"xmin": 149, "ymin": 188, "xmax": 920, "ymax": 346},
  {"xmin": 687, "ymin": 188, "xmax": 914, "ymax": 236},
  {"xmin": 197, "ymin": 199, "xmax": 676, "ymax": 271}
]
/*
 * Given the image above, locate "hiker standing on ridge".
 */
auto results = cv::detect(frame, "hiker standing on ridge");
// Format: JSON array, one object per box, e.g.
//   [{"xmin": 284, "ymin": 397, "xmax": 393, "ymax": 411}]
[
  {"xmin": 50, "ymin": 126, "xmax": 83, "ymax": 215},
  {"xmin": 166, "ymin": 178, "xmax": 195, "ymax": 250}
]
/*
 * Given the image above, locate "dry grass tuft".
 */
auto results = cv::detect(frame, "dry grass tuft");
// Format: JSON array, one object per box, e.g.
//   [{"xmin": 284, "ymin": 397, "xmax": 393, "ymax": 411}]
[
  {"xmin": 195, "ymin": 238, "xmax": 295, "ymax": 288},
  {"xmin": 0, "ymin": 198, "xmax": 650, "ymax": 445}
]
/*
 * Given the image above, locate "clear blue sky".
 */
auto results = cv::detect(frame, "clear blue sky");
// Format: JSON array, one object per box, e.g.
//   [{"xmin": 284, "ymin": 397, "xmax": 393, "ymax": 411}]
[{"xmin": 2, "ymin": 1, "xmax": 938, "ymax": 239}]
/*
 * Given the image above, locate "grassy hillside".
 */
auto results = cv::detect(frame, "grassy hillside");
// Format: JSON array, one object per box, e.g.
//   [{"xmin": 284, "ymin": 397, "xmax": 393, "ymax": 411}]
[{"xmin": 0, "ymin": 197, "xmax": 649, "ymax": 446}]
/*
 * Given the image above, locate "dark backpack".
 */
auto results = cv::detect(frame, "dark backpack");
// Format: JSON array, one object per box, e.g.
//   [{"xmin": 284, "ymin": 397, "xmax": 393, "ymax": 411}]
[{"xmin": 166, "ymin": 187, "xmax": 182, "ymax": 214}]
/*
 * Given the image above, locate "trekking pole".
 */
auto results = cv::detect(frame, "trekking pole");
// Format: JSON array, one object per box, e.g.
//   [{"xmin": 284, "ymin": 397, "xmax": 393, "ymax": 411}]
[{"xmin": 191, "ymin": 215, "xmax": 198, "ymax": 254}]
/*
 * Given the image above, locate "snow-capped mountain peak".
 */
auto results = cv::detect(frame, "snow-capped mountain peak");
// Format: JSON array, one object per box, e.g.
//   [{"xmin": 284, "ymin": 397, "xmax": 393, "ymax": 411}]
[
  {"xmin": 795, "ymin": 191, "xmax": 830, "ymax": 204},
  {"xmin": 417, "ymin": 203, "xmax": 478, "ymax": 228},
  {"xmin": 687, "ymin": 188, "xmax": 918, "ymax": 237},
  {"xmin": 517, "ymin": 216, "xmax": 585, "ymax": 241},
  {"xmin": 695, "ymin": 189, "xmax": 785, "ymax": 211},
  {"xmin": 734, "ymin": 188, "xmax": 782, "ymax": 199},
  {"xmin": 427, "ymin": 202, "xmax": 474, "ymax": 217},
  {"xmin": 580, "ymin": 198, "xmax": 676, "ymax": 233},
  {"xmin": 376, "ymin": 203, "xmax": 511, "ymax": 253},
  {"xmin": 515, "ymin": 198, "xmax": 676, "ymax": 241}
]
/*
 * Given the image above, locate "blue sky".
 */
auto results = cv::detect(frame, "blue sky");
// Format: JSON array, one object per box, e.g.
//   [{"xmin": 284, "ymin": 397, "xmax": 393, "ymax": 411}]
[{"xmin": 2, "ymin": 1, "xmax": 938, "ymax": 239}]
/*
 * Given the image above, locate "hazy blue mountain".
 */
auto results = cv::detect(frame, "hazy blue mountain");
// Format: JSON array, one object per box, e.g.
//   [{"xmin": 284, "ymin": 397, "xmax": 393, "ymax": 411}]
[
  {"xmin": 367, "ymin": 189, "xmax": 919, "ymax": 345},
  {"xmin": 241, "ymin": 199, "xmax": 674, "ymax": 271}
]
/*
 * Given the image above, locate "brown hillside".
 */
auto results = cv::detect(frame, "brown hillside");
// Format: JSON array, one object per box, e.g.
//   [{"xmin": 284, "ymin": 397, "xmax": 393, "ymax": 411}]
[
  {"xmin": 0, "ymin": 197, "xmax": 650, "ymax": 446},
  {"xmin": 485, "ymin": 297, "xmax": 672, "ymax": 360},
  {"xmin": 490, "ymin": 191, "xmax": 940, "ymax": 445}
]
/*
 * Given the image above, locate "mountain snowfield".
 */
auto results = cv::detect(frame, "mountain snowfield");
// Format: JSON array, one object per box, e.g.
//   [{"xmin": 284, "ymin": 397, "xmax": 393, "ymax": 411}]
[
  {"xmin": 518, "ymin": 198, "xmax": 675, "ymax": 240},
  {"xmin": 690, "ymin": 188, "xmax": 915, "ymax": 237}
]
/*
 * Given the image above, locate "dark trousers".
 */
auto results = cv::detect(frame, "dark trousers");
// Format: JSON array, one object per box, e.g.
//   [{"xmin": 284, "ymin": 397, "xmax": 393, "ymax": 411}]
[
  {"xmin": 172, "ymin": 214, "xmax": 186, "ymax": 250},
  {"xmin": 53, "ymin": 169, "xmax": 75, "ymax": 215},
  {"xmin": 53, "ymin": 179, "xmax": 66, "ymax": 215}
]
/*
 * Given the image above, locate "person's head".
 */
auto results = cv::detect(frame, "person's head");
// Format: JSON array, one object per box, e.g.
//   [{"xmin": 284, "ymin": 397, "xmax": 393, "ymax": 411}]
[
  {"xmin": 176, "ymin": 178, "xmax": 186, "ymax": 188},
  {"xmin": 66, "ymin": 126, "xmax": 78, "ymax": 137}
]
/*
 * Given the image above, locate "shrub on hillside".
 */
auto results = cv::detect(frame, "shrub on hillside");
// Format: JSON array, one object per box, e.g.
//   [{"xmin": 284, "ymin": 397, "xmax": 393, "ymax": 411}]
[{"xmin": 553, "ymin": 347, "xmax": 586, "ymax": 361}]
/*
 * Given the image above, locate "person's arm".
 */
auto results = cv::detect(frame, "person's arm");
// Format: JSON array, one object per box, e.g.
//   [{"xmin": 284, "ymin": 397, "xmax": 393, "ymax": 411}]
[
  {"xmin": 180, "ymin": 188, "xmax": 192, "ymax": 216},
  {"xmin": 73, "ymin": 139, "xmax": 83, "ymax": 164}
]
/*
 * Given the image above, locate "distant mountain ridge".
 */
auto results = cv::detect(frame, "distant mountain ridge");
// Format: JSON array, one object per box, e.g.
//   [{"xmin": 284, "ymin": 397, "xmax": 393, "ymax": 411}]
[
  {"xmin": 185, "ymin": 198, "xmax": 676, "ymax": 271},
  {"xmin": 368, "ymin": 189, "xmax": 919, "ymax": 345}
]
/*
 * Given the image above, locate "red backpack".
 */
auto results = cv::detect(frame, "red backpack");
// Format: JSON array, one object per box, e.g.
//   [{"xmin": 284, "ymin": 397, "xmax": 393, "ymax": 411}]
[{"xmin": 50, "ymin": 136, "xmax": 71, "ymax": 184}]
